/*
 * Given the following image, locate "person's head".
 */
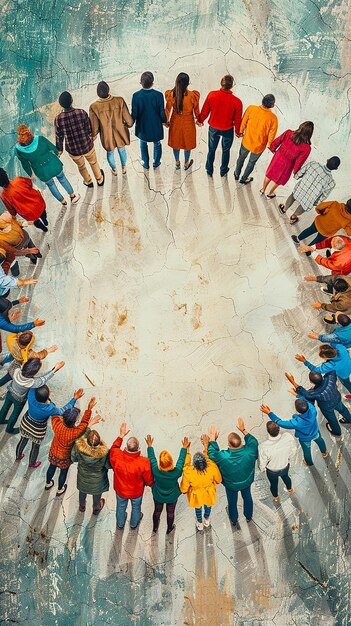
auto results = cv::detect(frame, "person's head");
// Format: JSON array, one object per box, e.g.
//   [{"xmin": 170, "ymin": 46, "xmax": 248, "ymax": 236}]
[
  {"xmin": 87, "ymin": 430, "xmax": 101, "ymax": 447},
  {"xmin": 292, "ymin": 121, "xmax": 314, "ymax": 146},
  {"xmin": 228, "ymin": 432, "xmax": 242, "ymax": 449},
  {"xmin": 173, "ymin": 72, "xmax": 190, "ymax": 114},
  {"xmin": 35, "ymin": 385, "xmax": 50, "ymax": 403},
  {"xmin": 0, "ymin": 248, "xmax": 6, "ymax": 265},
  {"xmin": 159, "ymin": 450, "xmax": 174, "ymax": 471},
  {"xmin": 17, "ymin": 331, "xmax": 33, "ymax": 347},
  {"xmin": 220, "ymin": 74, "xmax": 234, "ymax": 91},
  {"xmin": 295, "ymin": 398, "xmax": 309, "ymax": 414},
  {"xmin": 336, "ymin": 313, "xmax": 351, "ymax": 327},
  {"xmin": 17, "ymin": 124, "xmax": 34, "ymax": 146},
  {"xmin": 63, "ymin": 406, "xmax": 81, "ymax": 427},
  {"xmin": 58, "ymin": 91, "xmax": 73, "ymax": 109},
  {"xmin": 0, "ymin": 296, "xmax": 12, "ymax": 321},
  {"xmin": 21, "ymin": 357, "xmax": 42, "ymax": 379},
  {"xmin": 319, "ymin": 344, "xmax": 337, "ymax": 361},
  {"xmin": 330, "ymin": 236, "xmax": 345, "ymax": 251},
  {"xmin": 126, "ymin": 436, "xmax": 139, "ymax": 452},
  {"xmin": 193, "ymin": 451, "xmax": 208, "ymax": 472},
  {"xmin": 326, "ymin": 156, "xmax": 340, "ymax": 171},
  {"xmin": 0, "ymin": 168, "xmax": 10, "ymax": 189},
  {"xmin": 97, "ymin": 81, "xmax": 110, "ymax": 98},
  {"xmin": 266, "ymin": 420, "xmax": 280, "ymax": 437},
  {"xmin": 262, "ymin": 94, "xmax": 275, "ymax": 109},
  {"xmin": 334, "ymin": 278, "xmax": 349, "ymax": 293},
  {"xmin": 345, "ymin": 199, "xmax": 351, "ymax": 215},
  {"xmin": 140, "ymin": 71, "xmax": 154, "ymax": 89},
  {"xmin": 309, "ymin": 371, "xmax": 324, "ymax": 387}
]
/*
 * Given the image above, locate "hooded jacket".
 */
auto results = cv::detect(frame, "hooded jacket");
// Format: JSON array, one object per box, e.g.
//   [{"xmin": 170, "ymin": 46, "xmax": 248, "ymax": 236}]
[
  {"xmin": 316, "ymin": 275, "xmax": 351, "ymax": 314},
  {"xmin": 1, "ymin": 176, "xmax": 46, "ymax": 221},
  {"xmin": 147, "ymin": 446, "xmax": 187, "ymax": 504},
  {"xmin": 180, "ymin": 453, "xmax": 222, "ymax": 508},
  {"xmin": 296, "ymin": 371, "xmax": 341, "ymax": 410},
  {"xmin": 208, "ymin": 434, "xmax": 258, "ymax": 490},
  {"xmin": 305, "ymin": 343, "xmax": 351, "ymax": 379},
  {"xmin": 109, "ymin": 436, "xmax": 154, "ymax": 499},
  {"xmin": 71, "ymin": 430, "xmax": 110, "ymax": 494},
  {"xmin": 314, "ymin": 201, "xmax": 351, "ymax": 237},
  {"xmin": 318, "ymin": 324, "xmax": 351, "ymax": 348},
  {"xmin": 15, "ymin": 135, "xmax": 63, "ymax": 182},
  {"xmin": 6, "ymin": 332, "xmax": 48, "ymax": 364},
  {"xmin": 269, "ymin": 398, "xmax": 318, "ymax": 442},
  {"xmin": 9, "ymin": 366, "xmax": 55, "ymax": 403}
]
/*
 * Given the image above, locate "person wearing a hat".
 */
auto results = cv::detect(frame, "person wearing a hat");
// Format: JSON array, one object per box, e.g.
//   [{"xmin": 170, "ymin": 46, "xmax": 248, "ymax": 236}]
[{"xmin": 0, "ymin": 168, "xmax": 48, "ymax": 232}]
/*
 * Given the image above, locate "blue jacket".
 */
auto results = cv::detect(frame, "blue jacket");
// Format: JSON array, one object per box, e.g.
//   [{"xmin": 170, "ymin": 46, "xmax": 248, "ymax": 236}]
[
  {"xmin": 27, "ymin": 388, "xmax": 76, "ymax": 422},
  {"xmin": 269, "ymin": 398, "xmax": 318, "ymax": 442},
  {"xmin": 296, "ymin": 371, "xmax": 340, "ymax": 410},
  {"xmin": 305, "ymin": 343, "xmax": 351, "ymax": 379},
  {"xmin": 131, "ymin": 88, "xmax": 167, "ymax": 142},
  {"xmin": 319, "ymin": 325, "xmax": 351, "ymax": 348}
]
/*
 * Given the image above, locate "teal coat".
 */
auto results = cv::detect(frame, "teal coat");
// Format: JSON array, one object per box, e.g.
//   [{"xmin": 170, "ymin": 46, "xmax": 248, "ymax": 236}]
[
  {"xmin": 147, "ymin": 446, "xmax": 187, "ymax": 503},
  {"xmin": 16, "ymin": 135, "xmax": 63, "ymax": 182},
  {"xmin": 208, "ymin": 434, "xmax": 258, "ymax": 491},
  {"xmin": 71, "ymin": 430, "xmax": 111, "ymax": 495}
]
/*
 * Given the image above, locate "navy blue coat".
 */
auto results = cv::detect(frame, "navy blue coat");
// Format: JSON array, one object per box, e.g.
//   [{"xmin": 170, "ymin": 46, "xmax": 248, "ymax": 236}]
[
  {"xmin": 296, "ymin": 371, "xmax": 340, "ymax": 410},
  {"xmin": 131, "ymin": 88, "xmax": 167, "ymax": 142}
]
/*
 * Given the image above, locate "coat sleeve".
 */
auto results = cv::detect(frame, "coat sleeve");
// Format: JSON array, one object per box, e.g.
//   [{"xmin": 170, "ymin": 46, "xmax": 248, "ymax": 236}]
[
  {"xmin": 55, "ymin": 397, "xmax": 76, "ymax": 415},
  {"xmin": 293, "ymin": 144, "xmax": 311, "ymax": 174},
  {"xmin": 0, "ymin": 317, "xmax": 35, "ymax": 332},
  {"xmin": 121, "ymin": 99, "xmax": 134, "ymax": 128},
  {"xmin": 239, "ymin": 106, "xmax": 250, "ymax": 135},
  {"xmin": 321, "ymin": 298, "xmax": 349, "ymax": 313},
  {"xmin": 179, "ymin": 467, "xmax": 190, "ymax": 494},
  {"xmin": 258, "ymin": 444, "xmax": 269, "ymax": 471},
  {"xmin": 71, "ymin": 443, "xmax": 78, "ymax": 463},
  {"xmin": 207, "ymin": 440, "xmax": 222, "ymax": 463},
  {"xmin": 317, "ymin": 179, "xmax": 335, "ymax": 205},
  {"xmin": 147, "ymin": 446, "xmax": 158, "ymax": 471},
  {"xmin": 192, "ymin": 90, "xmax": 200, "ymax": 120},
  {"xmin": 315, "ymin": 201, "xmax": 332, "ymax": 215},
  {"xmin": 42, "ymin": 136, "xmax": 59, "ymax": 155},
  {"xmin": 16, "ymin": 150, "xmax": 32, "ymax": 177},
  {"xmin": 165, "ymin": 90, "xmax": 173, "ymax": 121},
  {"xmin": 294, "ymin": 161, "xmax": 308, "ymax": 180},
  {"xmin": 198, "ymin": 94, "xmax": 211, "ymax": 123},
  {"xmin": 269, "ymin": 130, "xmax": 287, "ymax": 153},
  {"xmin": 244, "ymin": 434, "xmax": 259, "ymax": 458},
  {"xmin": 304, "ymin": 360, "xmax": 334, "ymax": 373},
  {"xmin": 69, "ymin": 408, "xmax": 91, "ymax": 438},
  {"xmin": 174, "ymin": 447, "xmax": 187, "ymax": 476},
  {"xmin": 318, "ymin": 331, "xmax": 339, "ymax": 344},
  {"xmin": 233, "ymin": 99, "xmax": 243, "ymax": 134},
  {"xmin": 29, "ymin": 347, "xmax": 48, "ymax": 360},
  {"xmin": 267, "ymin": 116, "xmax": 278, "ymax": 148},
  {"xmin": 268, "ymin": 411, "xmax": 296, "ymax": 430},
  {"xmin": 209, "ymin": 460, "xmax": 222, "ymax": 484},
  {"xmin": 131, "ymin": 94, "xmax": 137, "ymax": 124},
  {"xmin": 315, "ymin": 254, "xmax": 341, "ymax": 272},
  {"xmin": 83, "ymin": 110, "xmax": 93, "ymax": 137},
  {"xmin": 1, "ymin": 195, "xmax": 16, "ymax": 215},
  {"xmin": 296, "ymin": 385, "xmax": 317, "ymax": 401},
  {"xmin": 89, "ymin": 105, "xmax": 100, "ymax": 137},
  {"xmin": 142, "ymin": 459, "xmax": 154, "ymax": 487},
  {"xmin": 55, "ymin": 116, "xmax": 64, "ymax": 152},
  {"xmin": 30, "ymin": 369, "xmax": 55, "ymax": 388},
  {"xmin": 158, "ymin": 93, "xmax": 167, "ymax": 124}
]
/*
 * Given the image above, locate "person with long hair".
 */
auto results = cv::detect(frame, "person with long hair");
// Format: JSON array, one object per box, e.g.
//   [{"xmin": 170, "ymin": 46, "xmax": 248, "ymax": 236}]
[
  {"xmin": 260, "ymin": 121, "xmax": 314, "ymax": 198},
  {"xmin": 71, "ymin": 427, "xmax": 110, "ymax": 515},
  {"xmin": 165, "ymin": 73, "xmax": 200, "ymax": 170}
]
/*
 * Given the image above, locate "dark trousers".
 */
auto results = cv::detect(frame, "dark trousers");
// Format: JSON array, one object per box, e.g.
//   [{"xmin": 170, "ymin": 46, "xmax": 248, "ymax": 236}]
[
  {"xmin": 0, "ymin": 391, "xmax": 26, "ymax": 433},
  {"xmin": 234, "ymin": 144, "xmax": 262, "ymax": 181},
  {"xmin": 298, "ymin": 221, "xmax": 326, "ymax": 245},
  {"xmin": 16, "ymin": 437, "xmax": 40, "ymax": 465},
  {"xmin": 0, "ymin": 372, "xmax": 11, "ymax": 388},
  {"xmin": 321, "ymin": 400, "xmax": 351, "ymax": 435},
  {"xmin": 225, "ymin": 485, "xmax": 253, "ymax": 524},
  {"xmin": 152, "ymin": 499, "xmax": 177, "ymax": 532},
  {"xmin": 205, "ymin": 126, "xmax": 234, "ymax": 176},
  {"xmin": 79, "ymin": 491, "xmax": 102, "ymax": 512},
  {"xmin": 33, "ymin": 209, "xmax": 48, "ymax": 232},
  {"xmin": 46, "ymin": 464, "xmax": 68, "ymax": 490},
  {"xmin": 338, "ymin": 376, "xmax": 351, "ymax": 394},
  {"xmin": 299, "ymin": 430, "xmax": 327, "ymax": 466},
  {"xmin": 266, "ymin": 464, "xmax": 292, "ymax": 497}
]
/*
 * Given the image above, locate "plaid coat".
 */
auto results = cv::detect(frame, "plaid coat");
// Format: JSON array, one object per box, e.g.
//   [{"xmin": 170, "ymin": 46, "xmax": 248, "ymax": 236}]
[{"xmin": 55, "ymin": 108, "xmax": 94, "ymax": 156}]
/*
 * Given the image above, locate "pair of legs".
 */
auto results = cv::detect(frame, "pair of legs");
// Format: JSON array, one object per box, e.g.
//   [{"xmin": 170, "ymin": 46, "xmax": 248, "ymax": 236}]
[
  {"xmin": 140, "ymin": 140, "xmax": 162, "ymax": 169},
  {"xmin": 116, "ymin": 494, "xmax": 143, "ymax": 529},
  {"xmin": 321, "ymin": 400, "xmax": 351, "ymax": 435},
  {"xmin": 225, "ymin": 485, "xmax": 253, "ymax": 524},
  {"xmin": 234, "ymin": 144, "xmax": 262, "ymax": 182},
  {"xmin": 46, "ymin": 170, "xmax": 77, "ymax": 204},
  {"xmin": 205, "ymin": 126, "xmax": 234, "ymax": 177},
  {"xmin": 107, "ymin": 147, "xmax": 127, "ymax": 173},
  {"xmin": 16, "ymin": 437, "xmax": 40, "ymax": 466},
  {"xmin": 0, "ymin": 371, "xmax": 11, "ymax": 388},
  {"xmin": 195, "ymin": 505, "xmax": 211, "ymax": 523},
  {"xmin": 338, "ymin": 376, "xmax": 351, "ymax": 394},
  {"xmin": 69, "ymin": 147, "xmax": 103, "ymax": 184},
  {"xmin": 173, "ymin": 149, "xmax": 192, "ymax": 169},
  {"xmin": 295, "ymin": 220, "xmax": 326, "ymax": 245},
  {"xmin": 266, "ymin": 464, "xmax": 292, "ymax": 498},
  {"xmin": 0, "ymin": 392, "xmax": 25, "ymax": 433},
  {"xmin": 46, "ymin": 464, "xmax": 68, "ymax": 491},
  {"xmin": 33, "ymin": 208, "xmax": 49, "ymax": 232},
  {"xmin": 152, "ymin": 499, "xmax": 177, "ymax": 533},
  {"xmin": 299, "ymin": 430, "xmax": 327, "ymax": 466},
  {"xmin": 79, "ymin": 491, "xmax": 103, "ymax": 514}
]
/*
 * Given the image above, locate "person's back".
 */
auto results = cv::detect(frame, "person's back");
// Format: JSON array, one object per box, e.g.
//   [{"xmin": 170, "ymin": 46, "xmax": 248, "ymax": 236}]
[
  {"xmin": 73, "ymin": 432, "xmax": 110, "ymax": 491},
  {"xmin": 1, "ymin": 176, "xmax": 45, "ymax": 217},
  {"xmin": 110, "ymin": 436, "xmax": 152, "ymax": 499},
  {"xmin": 259, "ymin": 431, "xmax": 296, "ymax": 469},
  {"xmin": 208, "ymin": 433, "xmax": 258, "ymax": 490},
  {"xmin": 132, "ymin": 83, "xmax": 166, "ymax": 143},
  {"xmin": 55, "ymin": 106, "xmax": 92, "ymax": 156},
  {"xmin": 241, "ymin": 103, "xmax": 277, "ymax": 153}
]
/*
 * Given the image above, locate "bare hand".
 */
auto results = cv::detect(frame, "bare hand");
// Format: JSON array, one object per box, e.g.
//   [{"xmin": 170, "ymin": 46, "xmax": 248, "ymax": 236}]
[
  {"xmin": 119, "ymin": 421, "xmax": 130, "ymax": 438},
  {"xmin": 90, "ymin": 413, "xmax": 103, "ymax": 426},
  {"xmin": 9, "ymin": 310, "xmax": 21, "ymax": 322},
  {"xmin": 181, "ymin": 436, "xmax": 191, "ymax": 449},
  {"xmin": 27, "ymin": 221, "xmax": 34, "ymax": 226},
  {"xmin": 88, "ymin": 396, "xmax": 97, "ymax": 411},
  {"xmin": 48, "ymin": 345, "xmax": 58, "ymax": 353},
  {"xmin": 304, "ymin": 275, "xmax": 317, "ymax": 282},
  {"xmin": 260, "ymin": 404, "xmax": 271, "ymax": 415},
  {"xmin": 34, "ymin": 319, "xmax": 45, "ymax": 326},
  {"xmin": 237, "ymin": 417, "xmax": 246, "ymax": 433},
  {"xmin": 288, "ymin": 388, "xmax": 298, "ymax": 396},
  {"xmin": 18, "ymin": 296, "xmax": 30, "ymax": 303},
  {"xmin": 53, "ymin": 360, "xmax": 65, "ymax": 372},
  {"xmin": 209, "ymin": 424, "xmax": 219, "ymax": 441},
  {"xmin": 24, "ymin": 278, "xmax": 38, "ymax": 286},
  {"xmin": 145, "ymin": 434, "xmax": 154, "ymax": 447},
  {"xmin": 298, "ymin": 246, "xmax": 314, "ymax": 254},
  {"xmin": 308, "ymin": 331, "xmax": 319, "ymax": 340},
  {"xmin": 312, "ymin": 302, "xmax": 322, "ymax": 309},
  {"xmin": 201, "ymin": 434, "xmax": 210, "ymax": 449},
  {"xmin": 284, "ymin": 372, "xmax": 296, "ymax": 385},
  {"xmin": 73, "ymin": 388, "xmax": 84, "ymax": 400},
  {"xmin": 295, "ymin": 354, "xmax": 306, "ymax": 363}
]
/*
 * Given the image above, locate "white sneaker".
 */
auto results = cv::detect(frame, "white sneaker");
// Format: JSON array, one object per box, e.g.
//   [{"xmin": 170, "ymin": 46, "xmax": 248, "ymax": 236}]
[
  {"xmin": 320, "ymin": 286, "xmax": 329, "ymax": 293},
  {"xmin": 70, "ymin": 193, "xmax": 81, "ymax": 204},
  {"xmin": 203, "ymin": 517, "xmax": 211, "ymax": 528},
  {"xmin": 195, "ymin": 520, "xmax": 204, "ymax": 532},
  {"xmin": 111, "ymin": 168, "xmax": 118, "ymax": 176}
]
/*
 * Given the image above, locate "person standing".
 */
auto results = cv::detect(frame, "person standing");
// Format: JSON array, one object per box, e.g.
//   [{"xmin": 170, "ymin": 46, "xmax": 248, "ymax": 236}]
[
  {"xmin": 258, "ymin": 421, "xmax": 296, "ymax": 501},
  {"xmin": 234, "ymin": 94, "xmax": 277, "ymax": 185},
  {"xmin": 71, "ymin": 428, "xmax": 110, "ymax": 515},
  {"xmin": 15, "ymin": 124, "xmax": 80, "ymax": 206},
  {"xmin": 0, "ymin": 254, "xmax": 37, "ymax": 299},
  {"xmin": 0, "ymin": 168, "xmax": 48, "ymax": 232},
  {"xmin": 207, "ymin": 418, "xmax": 258, "ymax": 526},
  {"xmin": 304, "ymin": 275, "xmax": 351, "ymax": 321},
  {"xmin": 298, "ymin": 236, "xmax": 351, "ymax": 275},
  {"xmin": 0, "ymin": 330, "xmax": 58, "ymax": 388},
  {"xmin": 279, "ymin": 157, "xmax": 340, "ymax": 224},
  {"xmin": 0, "ymin": 211, "xmax": 40, "ymax": 265},
  {"xmin": 89, "ymin": 81, "xmax": 134, "ymax": 176},
  {"xmin": 109, "ymin": 421, "xmax": 153, "ymax": 529},
  {"xmin": 296, "ymin": 343, "xmax": 351, "ymax": 394},
  {"xmin": 146, "ymin": 434, "xmax": 189, "ymax": 534},
  {"xmin": 292, "ymin": 199, "xmax": 351, "ymax": 247},
  {"xmin": 131, "ymin": 72, "xmax": 167, "ymax": 170},
  {"xmin": 260, "ymin": 121, "xmax": 314, "ymax": 199},
  {"xmin": 307, "ymin": 312, "xmax": 351, "ymax": 348},
  {"xmin": 165, "ymin": 73, "xmax": 200, "ymax": 171},
  {"xmin": 198, "ymin": 75, "xmax": 242, "ymax": 178},
  {"xmin": 0, "ymin": 297, "xmax": 44, "ymax": 359},
  {"xmin": 55, "ymin": 91, "xmax": 104, "ymax": 188}
]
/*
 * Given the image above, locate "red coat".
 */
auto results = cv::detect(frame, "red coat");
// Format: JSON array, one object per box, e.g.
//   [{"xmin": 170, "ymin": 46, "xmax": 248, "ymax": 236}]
[
  {"xmin": 1, "ymin": 177, "xmax": 46, "ymax": 221},
  {"xmin": 266, "ymin": 129, "xmax": 311, "ymax": 185},
  {"xmin": 315, "ymin": 236, "xmax": 351, "ymax": 275},
  {"xmin": 109, "ymin": 437, "xmax": 154, "ymax": 498},
  {"xmin": 198, "ymin": 89, "xmax": 242, "ymax": 132}
]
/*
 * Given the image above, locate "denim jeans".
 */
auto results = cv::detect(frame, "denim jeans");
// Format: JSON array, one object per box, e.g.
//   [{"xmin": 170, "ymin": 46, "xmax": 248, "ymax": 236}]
[
  {"xmin": 173, "ymin": 149, "xmax": 191, "ymax": 163},
  {"xmin": 298, "ymin": 221, "xmax": 326, "ymax": 245},
  {"xmin": 46, "ymin": 170, "xmax": 74, "ymax": 202},
  {"xmin": 299, "ymin": 430, "xmax": 327, "ymax": 466},
  {"xmin": 234, "ymin": 144, "xmax": 262, "ymax": 181},
  {"xmin": 107, "ymin": 147, "xmax": 127, "ymax": 169},
  {"xmin": 205, "ymin": 126, "xmax": 234, "ymax": 176},
  {"xmin": 338, "ymin": 376, "xmax": 351, "ymax": 394},
  {"xmin": 225, "ymin": 485, "xmax": 253, "ymax": 524},
  {"xmin": 320, "ymin": 400, "xmax": 351, "ymax": 435},
  {"xmin": 266, "ymin": 464, "xmax": 292, "ymax": 497},
  {"xmin": 140, "ymin": 140, "xmax": 162, "ymax": 168},
  {"xmin": 195, "ymin": 505, "xmax": 211, "ymax": 523},
  {"xmin": 116, "ymin": 494, "xmax": 143, "ymax": 528}
]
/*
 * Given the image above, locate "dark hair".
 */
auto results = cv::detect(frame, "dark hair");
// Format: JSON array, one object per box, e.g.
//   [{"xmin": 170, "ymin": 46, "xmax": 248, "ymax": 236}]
[
  {"xmin": 346, "ymin": 199, "xmax": 351, "ymax": 214},
  {"xmin": 22, "ymin": 358, "xmax": 42, "ymax": 378},
  {"xmin": 97, "ymin": 81, "xmax": 110, "ymax": 98},
  {"xmin": 337, "ymin": 313, "xmax": 351, "ymax": 327},
  {"xmin": 87, "ymin": 430, "xmax": 100, "ymax": 447},
  {"xmin": 291, "ymin": 121, "xmax": 314, "ymax": 146},
  {"xmin": 173, "ymin": 72, "xmax": 190, "ymax": 114},
  {"xmin": 58, "ymin": 91, "xmax": 73, "ymax": 109},
  {"xmin": 326, "ymin": 156, "xmax": 340, "ymax": 171},
  {"xmin": 334, "ymin": 278, "xmax": 349, "ymax": 293},
  {"xmin": 319, "ymin": 344, "xmax": 337, "ymax": 359},
  {"xmin": 295, "ymin": 398, "xmax": 309, "ymax": 414},
  {"xmin": 262, "ymin": 94, "xmax": 275, "ymax": 108},
  {"xmin": 0, "ymin": 297, "xmax": 12, "ymax": 321},
  {"xmin": 0, "ymin": 168, "xmax": 10, "ymax": 189},
  {"xmin": 193, "ymin": 452, "xmax": 208, "ymax": 472},
  {"xmin": 35, "ymin": 385, "xmax": 50, "ymax": 403},
  {"xmin": 140, "ymin": 71, "xmax": 154, "ymax": 89},
  {"xmin": 18, "ymin": 331, "xmax": 33, "ymax": 347},
  {"xmin": 266, "ymin": 420, "xmax": 280, "ymax": 437},
  {"xmin": 0, "ymin": 253, "xmax": 5, "ymax": 264},
  {"xmin": 309, "ymin": 371, "xmax": 323, "ymax": 387},
  {"xmin": 220, "ymin": 74, "xmax": 234, "ymax": 90},
  {"xmin": 63, "ymin": 406, "xmax": 81, "ymax": 427}
]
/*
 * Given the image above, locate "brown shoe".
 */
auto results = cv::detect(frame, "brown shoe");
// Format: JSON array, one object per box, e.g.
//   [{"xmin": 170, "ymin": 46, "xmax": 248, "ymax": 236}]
[{"xmin": 93, "ymin": 498, "xmax": 105, "ymax": 515}]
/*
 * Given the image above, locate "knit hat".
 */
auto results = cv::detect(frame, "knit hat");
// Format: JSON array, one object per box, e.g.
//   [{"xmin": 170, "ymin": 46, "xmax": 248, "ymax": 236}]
[
  {"xmin": 159, "ymin": 450, "xmax": 174, "ymax": 471},
  {"xmin": 59, "ymin": 91, "xmax": 73, "ymax": 109},
  {"xmin": 97, "ymin": 81, "xmax": 110, "ymax": 98},
  {"xmin": 17, "ymin": 124, "xmax": 34, "ymax": 146}
]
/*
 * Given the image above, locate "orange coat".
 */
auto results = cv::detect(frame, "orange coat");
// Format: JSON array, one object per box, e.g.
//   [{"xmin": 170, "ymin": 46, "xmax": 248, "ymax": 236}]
[
  {"xmin": 165, "ymin": 89, "xmax": 200, "ymax": 150},
  {"xmin": 315, "ymin": 201, "xmax": 351, "ymax": 237},
  {"xmin": 240, "ymin": 104, "xmax": 278, "ymax": 154},
  {"xmin": 48, "ymin": 409, "xmax": 91, "ymax": 465},
  {"xmin": 0, "ymin": 212, "xmax": 26, "ymax": 248}
]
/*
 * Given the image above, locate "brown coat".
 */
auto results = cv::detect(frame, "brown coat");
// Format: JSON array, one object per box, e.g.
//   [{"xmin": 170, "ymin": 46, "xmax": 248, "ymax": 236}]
[
  {"xmin": 315, "ymin": 201, "xmax": 351, "ymax": 237},
  {"xmin": 320, "ymin": 276, "xmax": 351, "ymax": 314},
  {"xmin": 89, "ymin": 96, "xmax": 134, "ymax": 151}
]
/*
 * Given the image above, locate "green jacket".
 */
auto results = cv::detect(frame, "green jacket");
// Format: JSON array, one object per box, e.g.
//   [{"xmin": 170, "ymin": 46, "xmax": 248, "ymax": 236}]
[
  {"xmin": 16, "ymin": 135, "xmax": 63, "ymax": 182},
  {"xmin": 71, "ymin": 430, "xmax": 111, "ymax": 495},
  {"xmin": 208, "ymin": 434, "xmax": 258, "ymax": 491},
  {"xmin": 147, "ymin": 446, "xmax": 187, "ymax": 503}
]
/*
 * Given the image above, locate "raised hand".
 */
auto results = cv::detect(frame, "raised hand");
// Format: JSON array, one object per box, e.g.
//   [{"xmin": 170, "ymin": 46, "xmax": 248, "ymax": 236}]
[
  {"xmin": 201, "ymin": 434, "xmax": 210, "ymax": 450},
  {"xmin": 90, "ymin": 413, "xmax": 103, "ymax": 426},
  {"xmin": 73, "ymin": 388, "xmax": 84, "ymax": 400},
  {"xmin": 119, "ymin": 421, "xmax": 130, "ymax": 438},
  {"xmin": 237, "ymin": 417, "xmax": 246, "ymax": 433},
  {"xmin": 304, "ymin": 275, "xmax": 317, "ymax": 282},
  {"xmin": 308, "ymin": 331, "xmax": 319, "ymax": 340},
  {"xmin": 53, "ymin": 360, "xmax": 65, "ymax": 372},
  {"xmin": 145, "ymin": 434, "xmax": 154, "ymax": 447},
  {"xmin": 34, "ymin": 319, "xmax": 45, "ymax": 326},
  {"xmin": 312, "ymin": 302, "xmax": 322, "ymax": 309},
  {"xmin": 181, "ymin": 436, "xmax": 191, "ymax": 449},
  {"xmin": 298, "ymin": 246, "xmax": 314, "ymax": 254},
  {"xmin": 260, "ymin": 404, "xmax": 271, "ymax": 415},
  {"xmin": 209, "ymin": 424, "xmax": 219, "ymax": 441},
  {"xmin": 18, "ymin": 296, "xmax": 30, "ymax": 304},
  {"xmin": 9, "ymin": 310, "xmax": 21, "ymax": 322},
  {"xmin": 48, "ymin": 345, "xmax": 59, "ymax": 353},
  {"xmin": 87, "ymin": 396, "xmax": 97, "ymax": 411},
  {"xmin": 285, "ymin": 372, "xmax": 296, "ymax": 386},
  {"xmin": 295, "ymin": 354, "xmax": 306, "ymax": 363}
]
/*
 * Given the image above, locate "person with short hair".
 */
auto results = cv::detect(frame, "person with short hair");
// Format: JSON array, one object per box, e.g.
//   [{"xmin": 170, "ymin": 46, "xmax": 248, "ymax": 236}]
[
  {"xmin": 0, "ymin": 167, "xmax": 48, "ymax": 232},
  {"xmin": 55, "ymin": 91, "xmax": 104, "ymax": 188},
  {"xmin": 299, "ymin": 236, "xmax": 351, "ymax": 277},
  {"xmin": 308, "ymin": 312, "xmax": 351, "ymax": 348},
  {"xmin": 89, "ymin": 81, "xmax": 133, "ymax": 176},
  {"xmin": 304, "ymin": 274, "xmax": 351, "ymax": 321},
  {"xmin": 0, "ymin": 330, "xmax": 58, "ymax": 389},
  {"xmin": 109, "ymin": 421, "xmax": 154, "ymax": 529},
  {"xmin": 165, "ymin": 72, "xmax": 200, "ymax": 171},
  {"xmin": 296, "ymin": 343, "xmax": 351, "ymax": 394},
  {"xmin": 0, "ymin": 248, "xmax": 38, "ymax": 298},
  {"xmin": 292, "ymin": 198, "xmax": 351, "ymax": 247},
  {"xmin": 0, "ymin": 297, "xmax": 44, "ymax": 359},
  {"xmin": 207, "ymin": 418, "xmax": 258, "ymax": 526},
  {"xmin": 0, "ymin": 211, "xmax": 41, "ymax": 266},
  {"xmin": 131, "ymin": 72, "xmax": 167, "ymax": 170},
  {"xmin": 258, "ymin": 421, "xmax": 296, "ymax": 501},
  {"xmin": 234, "ymin": 94, "xmax": 277, "ymax": 185},
  {"xmin": 71, "ymin": 427, "xmax": 110, "ymax": 515},
  {"xmin": 279, "ymin": 156, "xmax": 340, "ymax": 224},
  {"xmin": 198, "ymin": 75, "xmax": 243, "ymax": 178}
]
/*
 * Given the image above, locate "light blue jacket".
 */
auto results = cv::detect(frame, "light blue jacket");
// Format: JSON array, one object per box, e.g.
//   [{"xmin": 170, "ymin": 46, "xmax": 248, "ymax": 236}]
[{"xmin": 305, "ymin": 343, "xmax": 351, "ymax": 379}]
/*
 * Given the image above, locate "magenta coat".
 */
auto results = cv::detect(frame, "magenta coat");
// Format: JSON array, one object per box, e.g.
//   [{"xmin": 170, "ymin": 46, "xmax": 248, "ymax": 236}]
[{"xmin": 265, "ymin": 129, "xmax": 311, "ymax": 185}]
